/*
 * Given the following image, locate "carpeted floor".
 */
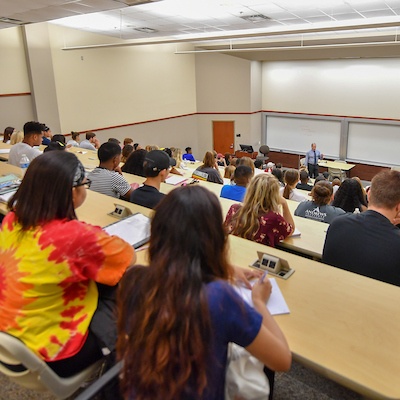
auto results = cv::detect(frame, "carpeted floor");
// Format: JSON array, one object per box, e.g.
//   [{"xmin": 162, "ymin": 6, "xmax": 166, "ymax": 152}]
[{"xmin": 0, "ymin": 360, "xmax": 364, "ymax": 400}]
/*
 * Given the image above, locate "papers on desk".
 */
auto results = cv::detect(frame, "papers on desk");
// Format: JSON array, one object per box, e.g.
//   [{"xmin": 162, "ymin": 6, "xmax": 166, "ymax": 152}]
[
  {"xmin": 234, "ymin": 278, "xmax": 290, "ymax": 316},
  {"xmin": 0, "ymin": 174, "xmax": 20, "ymax": 203},
  {"xmin": 103, "ymin": 212, "xmax": 151, "ymax": 249},
  {"xmin": 0, "ymin": 149, "xmax": 10, "ymax": 154},
  {"xmin": 0, "ymin": 190, "xmax": 17, "ymax": 204},
  {"xmin": 165, "ymin": 175, "xmax": 188, "ymax": 185},
  {"xmin": 292, "ymin": 228, "xmax": 301, "ymax": 237}
]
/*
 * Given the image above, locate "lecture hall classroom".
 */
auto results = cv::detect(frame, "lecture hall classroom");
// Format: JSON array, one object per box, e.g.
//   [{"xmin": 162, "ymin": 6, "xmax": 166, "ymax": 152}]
[{"xmin": 1, "ymin": 1, "xmax": 400, "ymax": 399}]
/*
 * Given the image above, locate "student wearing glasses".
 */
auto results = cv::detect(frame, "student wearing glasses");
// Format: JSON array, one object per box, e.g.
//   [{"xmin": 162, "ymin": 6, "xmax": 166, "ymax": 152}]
[{"xmin": 0, "ymin": 151, "xmax": 135, "ymax": 378}]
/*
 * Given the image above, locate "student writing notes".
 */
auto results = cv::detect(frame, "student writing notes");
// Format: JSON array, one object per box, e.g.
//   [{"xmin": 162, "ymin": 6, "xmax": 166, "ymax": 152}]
[{"xmin": 117, "ymin": 186, "xmax": 291, "ymax": 400}]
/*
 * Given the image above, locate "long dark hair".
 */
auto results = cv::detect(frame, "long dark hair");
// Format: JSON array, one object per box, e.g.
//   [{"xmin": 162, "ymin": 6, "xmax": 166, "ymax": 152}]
[
  {"xmin": 331, "ymin": 178, "xmax": 367, "ymax": 212},
  {"xmin": 121, "ymin": 148, "xmax": 147, "ymax": 176},
  {"xmin": 117, "ymin": 186, "xmax": 233, "ymax": 400},
  {"xmin": 8, "ymin": 152, "xmax": 81, "ymax": 230}
]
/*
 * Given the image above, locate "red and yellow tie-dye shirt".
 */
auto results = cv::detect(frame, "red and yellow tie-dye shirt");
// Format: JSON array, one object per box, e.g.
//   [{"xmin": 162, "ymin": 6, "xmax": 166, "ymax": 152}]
[{"xmin": 0, "ymin": 212, "xmax": 134, "ymax": 362}]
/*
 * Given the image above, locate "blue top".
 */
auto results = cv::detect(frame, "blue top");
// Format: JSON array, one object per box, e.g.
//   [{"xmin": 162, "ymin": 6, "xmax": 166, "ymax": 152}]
[
  {"xmin": 42, "ymin": 136, "xmax": 51, "ymax": 146},
  {"xmin": 129, "ymin": 280, "xmax": 262, "ymax": 400},
  {"xmin": 305, "ymin": 148, "xmax": 322, "ymax": 165},
  {"xmin": 200, "ymin": 281, "xmax": 262, "ymax": 399},
  {"xmin": 183, "ymin": 153, "xmax": 196, "ymax": 162},
  {"xmin": 220, "ymin": 184, "xmax": 247, "ymax": 202}
]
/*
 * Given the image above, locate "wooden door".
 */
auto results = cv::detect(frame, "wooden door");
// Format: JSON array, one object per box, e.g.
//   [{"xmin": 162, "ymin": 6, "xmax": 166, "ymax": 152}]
[{"xmin": 213, "ymin": 121, "xmax": 234, "ymax": 154}]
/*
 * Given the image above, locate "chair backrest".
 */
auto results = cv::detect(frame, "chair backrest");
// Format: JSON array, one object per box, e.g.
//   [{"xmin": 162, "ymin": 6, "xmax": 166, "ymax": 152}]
[
  {"xmin": 0, "ymin": 332, "xmax": 102, "ymax": 399},
  {"xmin": 259, "ymin": 145, "xmax": 270, "ymax": 156},
  {"xmin": 299, "ymin": 157, "xmax": 306, "ymax": 166}
]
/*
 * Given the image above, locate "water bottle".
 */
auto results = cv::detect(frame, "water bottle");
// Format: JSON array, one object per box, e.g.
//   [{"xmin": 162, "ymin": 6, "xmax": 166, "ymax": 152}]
[{"xmin": 19, "ymin": 154, "xmax": 30, "ymax": 177}]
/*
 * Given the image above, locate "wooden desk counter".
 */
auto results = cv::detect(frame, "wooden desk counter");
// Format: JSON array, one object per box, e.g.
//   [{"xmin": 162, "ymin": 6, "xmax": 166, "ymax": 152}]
[
  {"xmin": 0, "ymin": 143, "xmax": 12, "ymax": 161},
  {"xmin": 318, "ymin": 160, "xmax": 356, "ymax": 171},
  {"xmin": 228, "ymin": 235, "xmax": 400, "ymax": 400},
  {"xmin": 76, "ymin": 190, "xmax": 153, "ymax": 227},
  {"xmin": 136, "ymin": 234, "xmax": 400, "ymax": 399},
  {"xmin": 122, "ymin": 171, "xmax": 325, "ymax": 259}
]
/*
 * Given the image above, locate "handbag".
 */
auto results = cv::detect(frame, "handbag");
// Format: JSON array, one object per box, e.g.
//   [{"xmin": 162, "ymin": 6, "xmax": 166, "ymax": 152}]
[{"xmin": 225, "ymin": 343, "xmax": 270, "ymax": 400}]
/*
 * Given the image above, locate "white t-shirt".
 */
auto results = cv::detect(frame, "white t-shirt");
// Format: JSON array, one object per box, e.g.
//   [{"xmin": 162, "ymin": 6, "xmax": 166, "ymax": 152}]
[
  {"xmin": 279, "ymin": 186, "xmax": 307, "ymax": 202},
  {"xmin": 8, "ymin": 142, "xmax": 42, "ymax": 167},
  {"xmin": 67, "ymin": 139, "xmax": 80, "ymax": 147}
]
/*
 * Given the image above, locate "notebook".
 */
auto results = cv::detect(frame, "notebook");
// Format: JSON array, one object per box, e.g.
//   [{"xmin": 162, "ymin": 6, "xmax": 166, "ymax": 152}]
[{"xmin": 103, "ymin": 212, "xmax": 151, "ymax": 249}]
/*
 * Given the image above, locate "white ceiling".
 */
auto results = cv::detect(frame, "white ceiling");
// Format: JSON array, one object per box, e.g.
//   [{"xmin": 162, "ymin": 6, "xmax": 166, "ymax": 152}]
[{"xmin": 2, "ymin": 0, "xmax": 400, "ymax": 59}]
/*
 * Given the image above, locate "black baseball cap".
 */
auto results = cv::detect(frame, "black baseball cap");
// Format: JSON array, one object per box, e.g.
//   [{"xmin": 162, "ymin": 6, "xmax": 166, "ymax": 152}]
[{"xmin": 144, "ymin": 150, "xmax": 176, "ymax": 173}]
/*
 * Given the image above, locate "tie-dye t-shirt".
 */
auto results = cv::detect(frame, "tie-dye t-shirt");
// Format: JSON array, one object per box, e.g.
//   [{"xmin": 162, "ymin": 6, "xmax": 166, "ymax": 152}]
[{"xmin": 0, "ymin": 212, "xmax": 134, "ymax": 362}]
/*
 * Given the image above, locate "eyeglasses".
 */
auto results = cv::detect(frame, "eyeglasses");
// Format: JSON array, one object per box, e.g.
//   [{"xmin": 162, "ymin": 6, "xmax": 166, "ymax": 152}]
[{"xmin": 74, "ymin": 178, "xmax": 91, "ymax": 189}]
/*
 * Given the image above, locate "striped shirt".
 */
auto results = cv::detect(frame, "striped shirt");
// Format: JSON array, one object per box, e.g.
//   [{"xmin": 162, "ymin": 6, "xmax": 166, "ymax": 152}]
[{"xmin": 88, "ymin": 167, "xmax": 131, "ymax": 199}]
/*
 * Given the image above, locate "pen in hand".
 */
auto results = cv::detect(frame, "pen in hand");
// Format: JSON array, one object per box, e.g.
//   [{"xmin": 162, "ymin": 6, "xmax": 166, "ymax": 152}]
[{"xmin": 260, "ymin": 270, "xmax": 268, "ymax": 283}]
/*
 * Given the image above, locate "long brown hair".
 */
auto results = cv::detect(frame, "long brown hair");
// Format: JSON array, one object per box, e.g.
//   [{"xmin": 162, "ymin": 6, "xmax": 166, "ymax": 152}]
[
  {"xmin": 117, "ymin": 186, "xmax": 233, "ymax": 400},
  {"xmin": 201, "ymin": 151, "xmax": 215, "ymax": 168},
  {"xmin": 282, "ymin": 168, "xmax": 299, "ymax": 199}
]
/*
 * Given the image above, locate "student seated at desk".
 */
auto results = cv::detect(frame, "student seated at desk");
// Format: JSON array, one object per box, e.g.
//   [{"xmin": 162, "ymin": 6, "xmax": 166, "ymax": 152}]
[
  {"xmin": 294, "ymin": 180, "xmax": 345, "ymax": 224},
  {"xmin": 67, "ymin": 131, "xmax": 80, "ymax": 147},
  {"xmin": 80, "ymin": 131, "xmax": 100, "ymax": 151},
  {"xmin": 130, "ymin": 149, "xmax": 174, "ymax": 209},
  {"xmin": 88, "ymin": 142, "xmax": 134, "ymax": 200},
  {"xmin": 192, "ymin": 151, "xmax": 224, "ymax": 184},
  {"xmin": 280, "ymin": 169, "xmax": 307, "ymax": 203},
  {"xmin": 0, "ymin": 151, "xmax": 135, "ymax": 377},
  {"xmin": 122, "ymin": 149, "xmax": 147, "ymax": 176},
  {"xmin": 220, "ymin": 165, "xmax": 252, "ymax": 202},
  {"xmin": 331, "ymin": 178, "xmax": 368, "ymax": 213},
  {"xmin": 8, "ymin": 121, "xmax": 43, "ymax": 166},
  {"xmin": 182, "ymin": 146, "xmax": 195, "ymax": 162},
  {"xmin": 323, "ymin": 170, "xmax": 400, "ymax": 286},
  {"xmin": 296, "ymin": 170, "xmax": 313, "ymax": 191},
  {"xmin": 117, "ymin": 186, "xmax": 291, "ymax": 400},
  {"xmin": 225, "ymin": 174, "xmax": 295, "ymax": 248}
]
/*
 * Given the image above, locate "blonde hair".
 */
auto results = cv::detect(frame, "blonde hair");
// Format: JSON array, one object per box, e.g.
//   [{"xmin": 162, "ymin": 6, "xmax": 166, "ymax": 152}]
[
  {"xmin": 283, "ymin": 168, "xmax": 300, "ymax": 199},
  {"xmin": 224, "ymin": 165, "xmax": 236, "ymax": 179},
  {"xmin": 10, "ymin": 130, "xmax": 24, "ymax": 145},
  {"xmin": 237, "ymin": 156, "xmax": 255, "ymax": 176},
  {"xmin": 229, "ymin": 174, "xmax": 281, "ymax": 240},
  {"xmin": 145, "ymin": 145, "xmax": 159, "ymax": 152},
  {"xmin": 172, "ymin": 148, "xmax": 184, "ymax": 168}
]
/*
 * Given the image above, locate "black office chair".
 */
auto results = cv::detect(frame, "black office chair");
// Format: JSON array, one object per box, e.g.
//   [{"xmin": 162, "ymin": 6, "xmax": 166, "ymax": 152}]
[{"xmin": 256, "ymin": 145, "xmax": 270, "ymax": 166}]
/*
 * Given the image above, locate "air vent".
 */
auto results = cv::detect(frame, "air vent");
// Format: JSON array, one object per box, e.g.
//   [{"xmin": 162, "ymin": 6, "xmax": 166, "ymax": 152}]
[
  {"xmin": 0, "ymin": 17, "xmax": 25, "ymax": 25},
  {"xmin": 240, "ymin": 14, "xmax": 271, "ymax": 23},
  {"xmin": 134, "ymin": 27, "xmax": 158, "ymax": 33}
]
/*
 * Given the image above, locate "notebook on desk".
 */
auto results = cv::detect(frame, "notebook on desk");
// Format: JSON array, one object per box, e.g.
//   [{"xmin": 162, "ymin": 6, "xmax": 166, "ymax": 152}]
[{"xmin": 103, "ymin": 212, "xmax": 151, "ymax": 249}]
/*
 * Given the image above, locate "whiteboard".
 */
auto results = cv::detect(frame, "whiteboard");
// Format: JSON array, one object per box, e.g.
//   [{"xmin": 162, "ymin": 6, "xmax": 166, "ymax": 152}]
[
  {"xmin": 347, "ymin": 122, "xmax": 400, "ymax": 166},
  {"xmin": 266, "ymin": 116, "xmax": 341, "ymax": 158}
]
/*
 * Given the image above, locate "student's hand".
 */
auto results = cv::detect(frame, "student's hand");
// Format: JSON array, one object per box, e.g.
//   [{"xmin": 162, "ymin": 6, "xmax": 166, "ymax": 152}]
[
  {"xmin": 114, "ymin": 165, "xmax": 123, "ymax": 175},
  {"xmin": 252, "ymin": 276, "xmax": 272, "ymax": 306},
  {"xmin": 93, "ymin": 137, "xmax": 100, "ymax": 149},
  {"xmin": 233, "ymin": 265, "xmax": 262, "ymax": 289},
  {"xmin": 279, "ymin": 196, "xmax": 288, "ymax": 208}
]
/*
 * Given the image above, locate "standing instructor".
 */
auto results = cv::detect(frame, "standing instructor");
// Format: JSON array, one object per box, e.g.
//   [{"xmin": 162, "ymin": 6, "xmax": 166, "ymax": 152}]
[{"xmin": 305, "ymin": 143, "xmax": 323, "ymax": 178}]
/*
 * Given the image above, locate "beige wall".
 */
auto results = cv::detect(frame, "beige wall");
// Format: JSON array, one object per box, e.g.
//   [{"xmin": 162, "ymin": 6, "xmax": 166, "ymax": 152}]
[
  {"xmin": 0, "ymin": 27, "xmax": 34, "ymax": 130},
  {"xmin": 262, "ymin": 59, "xmax": 400, "ymax": 120},
  {"xmin": 48, "ymin": 24, "xmax": 198, "ymax": 134}
]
